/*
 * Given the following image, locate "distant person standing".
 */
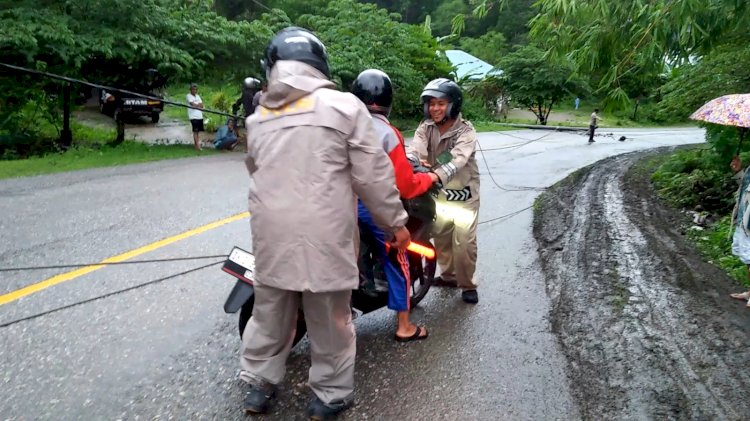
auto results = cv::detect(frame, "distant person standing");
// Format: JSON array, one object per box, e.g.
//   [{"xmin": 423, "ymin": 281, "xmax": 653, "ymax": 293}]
[
  {"xmin": 232, "ymin": 77, "xmax": 261, "ymax": 119},
  {"xmin": 186, "ymin": 83, "xmax": 204, "ymax": 151},
  {"xmin": 588, "ymin": 108, "xmax": 602, "ymax": 143},
  {"xmin": 575, "ymin": 97, "xmax": 581, "ymax": 110}
]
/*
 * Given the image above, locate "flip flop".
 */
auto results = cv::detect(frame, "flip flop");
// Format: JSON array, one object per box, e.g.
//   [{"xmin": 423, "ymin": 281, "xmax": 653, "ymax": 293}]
[
  {"xmin": 394, "ymin": 326, "xmax": 429, "ymax": 343},
  {"xmin": 730, "ymin": 291, "xmax": 750, "ymax": 301}
]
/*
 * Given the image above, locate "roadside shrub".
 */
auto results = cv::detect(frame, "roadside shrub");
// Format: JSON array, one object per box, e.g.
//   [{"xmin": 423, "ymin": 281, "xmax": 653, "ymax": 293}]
[
  {"xmin": 687, "ymin": 215, "xmax": 749, "ymax": 286},
  {"xmin": 209, "ymin": 90, "xmax": 233, "ymax": 114},
  {"xmin": 651, "ymin": 147, "xmax": 737, "ymax": 213},
  {"xmin": 461, "ymin": 96, "xmax": 494, "ymax": 123}
]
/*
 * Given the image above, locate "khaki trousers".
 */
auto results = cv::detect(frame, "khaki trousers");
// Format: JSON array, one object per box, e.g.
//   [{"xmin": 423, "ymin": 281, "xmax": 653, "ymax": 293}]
[
  {"xmin": 432, "ymin": 199, "xmax": 479, "ymax": 290},
  {"xmin": 240, "ymin": 284, "xmax": 355, "ymax": 404}
]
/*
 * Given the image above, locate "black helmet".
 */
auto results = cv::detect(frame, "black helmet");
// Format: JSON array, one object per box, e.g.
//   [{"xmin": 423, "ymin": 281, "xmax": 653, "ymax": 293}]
[
  {"xmin": 351, "ymin": 69, "xmax": 393, "ymax": 116},
  {"xmin": 243, "ymin": 77, "xmax": 260, "ymax": 90},
  {"xmin": 420, "ymin": 78, "xmax": 462, "ymax": 120},
  {"xmin": 262, "ymin": 27, "xmax": 330, "ymax": 79}
]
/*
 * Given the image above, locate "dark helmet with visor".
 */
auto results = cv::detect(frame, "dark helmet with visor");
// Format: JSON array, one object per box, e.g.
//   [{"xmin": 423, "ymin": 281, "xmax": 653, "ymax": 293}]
[
  {"xmin": 262, "ymin": 27, "xmax": 330, "ymax": 79},
  {"xmin": 351, "ymin": 69, "xmax": 393, "ymax": 116},
  {"xmin": 420, "ymin": 78, "xmax": 463, "ymax": 121}
]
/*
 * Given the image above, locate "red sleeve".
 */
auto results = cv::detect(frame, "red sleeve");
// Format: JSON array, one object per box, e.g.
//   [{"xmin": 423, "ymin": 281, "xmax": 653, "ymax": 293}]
[{"xmin": 389, "ymin": 142, "xmax": 433, "ymax": 199}]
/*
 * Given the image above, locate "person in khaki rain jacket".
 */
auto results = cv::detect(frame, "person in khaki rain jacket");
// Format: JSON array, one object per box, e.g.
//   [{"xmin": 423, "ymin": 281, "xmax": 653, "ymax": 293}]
[
  {"xmin": 408, "ymin": 78, "xmax": 480, "ymax": 304},
  {"xmin": 239, "ymin": 28, "xmax": 410, "ymax": 420}
]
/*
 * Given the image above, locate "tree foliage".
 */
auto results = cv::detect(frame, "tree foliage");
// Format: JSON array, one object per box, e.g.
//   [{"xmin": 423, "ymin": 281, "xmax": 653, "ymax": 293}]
[
  {"xmin": 0, "ymin": 0, "xmax": 273, "ymax": 152},
  {"xmin": 0, "ymin": 0, "xmax": 271, "ymax": 84},
  {"xmin": 361, "ymin": 0, "xmax": 444, "ymax": 24},
  {"xmin": 213, "ymin": 0, "xmax": 328, "ymax": 21},
  {"xmin": 298, "ymin": 0, "xmax": 453, "ymax": 118},
  {"xmin": 457, "ymin": 31, "xmax": 508, "ymax": 67},
  {"xmin": 528, "ymin": 0, "xmax": 750, "ymax": 106},
  {"xmin": 498, "ymin": 45, "xmax": 587, "ymax": 125},
  {"xmin": 658, "ymin": 41, "xmax": 750, "ymax": 122}
]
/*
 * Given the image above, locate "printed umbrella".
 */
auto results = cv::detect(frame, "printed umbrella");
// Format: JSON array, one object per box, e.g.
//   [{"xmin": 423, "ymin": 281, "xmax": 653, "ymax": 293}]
[{"xmin": 690, "ymin": 94, "xmax": 750, "ymax": 153}]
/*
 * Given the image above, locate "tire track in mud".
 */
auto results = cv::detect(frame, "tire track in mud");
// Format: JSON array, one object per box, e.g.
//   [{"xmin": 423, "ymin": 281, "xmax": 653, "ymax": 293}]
[{"xmin": 534, "ymin": 149, "xmax": 750, "ymax": 420}]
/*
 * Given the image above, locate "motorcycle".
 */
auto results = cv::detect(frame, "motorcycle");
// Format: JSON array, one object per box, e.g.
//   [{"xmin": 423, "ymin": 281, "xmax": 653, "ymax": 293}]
[{"xmin": 221, "ymin": 189, "xmax": 437, "ymax": 345}]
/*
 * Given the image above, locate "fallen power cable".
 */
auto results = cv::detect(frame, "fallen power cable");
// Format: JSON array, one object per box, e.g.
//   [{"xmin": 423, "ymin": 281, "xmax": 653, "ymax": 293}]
[{"xmin": 0, "ymin": 260, "xmax": 224, "ymax": 329}]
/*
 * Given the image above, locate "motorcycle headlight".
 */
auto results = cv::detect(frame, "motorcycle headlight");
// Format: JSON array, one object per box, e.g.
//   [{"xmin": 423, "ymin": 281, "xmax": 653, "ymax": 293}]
[{"xmin": 435, "ymin": 200, "xmax": 475, "ymax": 225}]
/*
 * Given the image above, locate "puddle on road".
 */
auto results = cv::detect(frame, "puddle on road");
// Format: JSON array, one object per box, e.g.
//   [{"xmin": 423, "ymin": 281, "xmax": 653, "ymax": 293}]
[{"xmin": 74, "ymin": 106, "xmax": 211, "ymax": 145}]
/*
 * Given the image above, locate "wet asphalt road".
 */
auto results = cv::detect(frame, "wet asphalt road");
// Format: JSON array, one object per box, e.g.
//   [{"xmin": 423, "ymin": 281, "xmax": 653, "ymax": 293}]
[{"xmin": 0, "ymin": 127, "xmax": 704, "ymax": 420}]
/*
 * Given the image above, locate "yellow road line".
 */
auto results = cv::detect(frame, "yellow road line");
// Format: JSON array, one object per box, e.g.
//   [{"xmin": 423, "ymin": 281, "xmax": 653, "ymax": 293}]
[{"xmin": 0, "ymin": 211, "xmax": 250, "ymax": 306}]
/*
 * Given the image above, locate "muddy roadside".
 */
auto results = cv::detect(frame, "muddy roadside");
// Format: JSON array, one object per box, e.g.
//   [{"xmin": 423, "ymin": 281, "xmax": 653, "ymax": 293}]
[{"xmin": 533, "ymin": 147, "xmax": 750, "ymax": 420}]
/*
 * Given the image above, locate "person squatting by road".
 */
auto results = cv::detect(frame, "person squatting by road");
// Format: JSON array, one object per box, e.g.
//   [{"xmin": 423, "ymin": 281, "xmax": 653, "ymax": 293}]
[
  {"xmin": 240, "ymin": 27, "xmax": 411, "ymax": 420},
  {"xmin": 213, "ymin": 118, "xmax": 239, "ymax": 150},
  {"xmin": 729, "ymin": 155, "xmax": 750, "ymax": 307},
  {"xmin": 408, "ymin": 78, "xmax": 481, "ymax": 304},
  {"xmin": 351, "ymin": 68, "xmax": 439, "ymax": 342}
]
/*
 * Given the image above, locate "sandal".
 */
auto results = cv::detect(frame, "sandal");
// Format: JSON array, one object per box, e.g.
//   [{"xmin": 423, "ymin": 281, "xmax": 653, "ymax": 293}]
[
  {"xmin": 394, "ymin": 326, "xmax": 429, "ymax": 343},
  {"xmin": 730, "ymin": 291, "xmax": 750, "ymax": 301}
]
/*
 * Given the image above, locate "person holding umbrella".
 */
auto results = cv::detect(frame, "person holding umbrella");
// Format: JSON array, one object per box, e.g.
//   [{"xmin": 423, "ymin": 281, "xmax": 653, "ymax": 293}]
[
  {"xmin": 728, "ymin": 155, "xmax": 750, "ymax": 307},
  {"xmin": 691, "ymin": 94, "xmax": 750, "ymax": 306}
]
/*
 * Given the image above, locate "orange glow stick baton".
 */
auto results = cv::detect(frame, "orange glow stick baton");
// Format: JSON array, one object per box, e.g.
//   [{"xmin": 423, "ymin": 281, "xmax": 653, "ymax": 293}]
[
  {"xmin": 386, "ymin": 241, "xmax": 435, "ymax": 259},
  {"xmin": 406, "ymin": 241, "xmax": 435, "ymax": 259}
]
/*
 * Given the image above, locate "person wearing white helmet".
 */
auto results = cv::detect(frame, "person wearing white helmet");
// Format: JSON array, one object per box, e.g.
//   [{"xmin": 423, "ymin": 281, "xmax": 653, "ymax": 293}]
[{"xmin": 408, "ymin": 78, "xmax": 481, "ymax": 304}]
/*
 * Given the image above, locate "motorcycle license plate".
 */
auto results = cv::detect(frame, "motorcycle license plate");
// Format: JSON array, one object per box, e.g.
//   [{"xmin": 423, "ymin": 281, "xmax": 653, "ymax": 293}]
[{"xmin": 222, "ymin": 247, "xmax": 255, "ymax": 284}]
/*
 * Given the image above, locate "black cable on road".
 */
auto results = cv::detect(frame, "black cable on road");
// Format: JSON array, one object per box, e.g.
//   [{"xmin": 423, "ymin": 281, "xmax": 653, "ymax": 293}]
[
  {"xmin": 0, "ymin": 255, "xmax": 229, "ymax": 273},
  {"xmin": 478, "ymin": 205, "xmax": 534, "ymax": 226},
  {"xmin": 476, "ymin": 136, "xmax": 548, "ymax": 192},
  {"xmin": 0, "ymin": 260, "xmax": 224, "ymax": 329}
]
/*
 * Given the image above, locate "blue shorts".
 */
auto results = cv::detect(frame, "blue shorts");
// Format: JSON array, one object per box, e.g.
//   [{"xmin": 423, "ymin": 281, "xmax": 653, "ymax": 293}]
[
  {"xmin": 214, "ymin": 137, "xmax": 237, "ymax": 150},
  {"xmin": 358, "ymin": 201, "xmax": 410, "ymax": 311}
]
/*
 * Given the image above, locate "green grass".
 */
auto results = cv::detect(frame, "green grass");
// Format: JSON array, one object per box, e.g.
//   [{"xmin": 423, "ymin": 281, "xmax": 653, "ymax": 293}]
[
  {"xmin": 0, "ymin": 141, "xmax": 216, "ymax": 180},
  {"xmin": 688, "ymin": 215, "xmax": 749, "ymax": 287},
  {"xmin": 551, "ymin": 102, "xmax": 697, "ymax": 128},
  {"xmin": 161, "ymin": 83, "xmax": 240, "ymax": 131},
  {"xmin": 472, "ymin": 121, "xmax": 520, "ymax": 132}
]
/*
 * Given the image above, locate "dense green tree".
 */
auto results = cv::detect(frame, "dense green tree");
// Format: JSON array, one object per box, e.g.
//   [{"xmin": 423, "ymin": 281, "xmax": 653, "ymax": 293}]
[
  {"xmin": 498, "ymin": 45, "xmax": 587, "ymax": 125},
  {"xmin": 528, "ymin": 0, "xmax": 749, "ymax": 106},
  {"xmin": 361, "ymin": 0, "xmax": 443, "ymax": 24},
  {"xmin": 658, "ymin": 41, "xmax": 750, "ymax": 122},
  {"xmin": 430, "ymin": 0, "xmax": 469, "ymax": 36},
  {"xmin": 1, "ymin": 0, "xmax": 271, "ymax": 83},
  {"xmin": 457, "ymin": 31, "xmax": 508, "ymax": 66},
  {"xmin": 213, "ymin": 0, "xmax": 327, "ymax": 21},
  {"xmin": 0, "ymin": 0, "xmax": 272, "ymax": 147},
  {"xmin": 489, "ymin": 0, "xmax": 533, "ymax": 44},
  {"xmin": 298, "ymin": 0, "xmax": 453, "ymax": 118}
]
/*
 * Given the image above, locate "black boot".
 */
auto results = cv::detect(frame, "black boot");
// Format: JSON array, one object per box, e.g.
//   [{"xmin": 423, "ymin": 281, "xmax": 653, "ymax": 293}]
[
  {"xmin": 243, "ymin": 381, "xmax": 276, "ymax": 414},
  {"xmin": 307, "ymin": 396, "xmax": 352, "ymax": 420},
  {"xmin": 461, "ymin": 289, "xmax": 479, "ymax": 304}
]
